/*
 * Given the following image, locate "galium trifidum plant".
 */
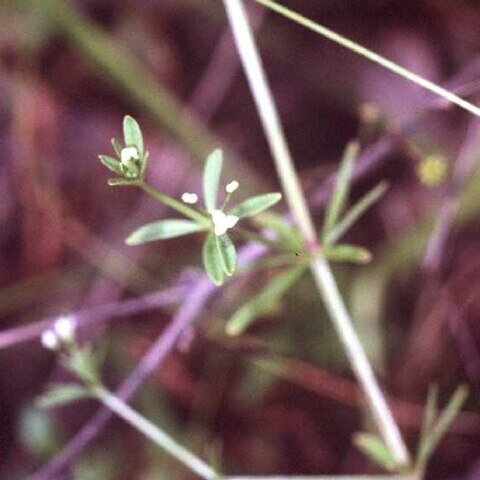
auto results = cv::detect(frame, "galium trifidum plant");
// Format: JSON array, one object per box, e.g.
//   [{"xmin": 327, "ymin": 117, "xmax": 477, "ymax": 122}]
[{"xmin": 35, "ymin": 0, "xmax": 475, "ymax": 477}]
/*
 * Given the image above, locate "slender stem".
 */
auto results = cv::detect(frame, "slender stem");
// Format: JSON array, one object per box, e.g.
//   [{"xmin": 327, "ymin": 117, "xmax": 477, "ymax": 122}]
[
  {"xmin": 93, "ymin": 386, "xmax": 218, "ymax": 480},
  {"xmin": 139, "ymin": 181, "xmax": 210, "ymax": 225},
  {"xmin": 222, "ymin": 0, "xmax": 410, "ymax": 467},
  {"xmin": 252, "ymin": 0, "xmax": 480, "ymax": 118}
]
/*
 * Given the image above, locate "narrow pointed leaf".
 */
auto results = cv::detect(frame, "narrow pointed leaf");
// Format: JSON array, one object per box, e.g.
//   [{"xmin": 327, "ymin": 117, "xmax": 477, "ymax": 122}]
[
  {"xmin": 325, "ymin": 244, "xmax": 372, "ymax": 264},
  {"xmin": 327, "ymin": 181, "xmax": 389, "ymax": 245},
  {"xmin": 99, "ymin": 155, "xmax": 122, "ymax": 175},
  {"xmin": 322, "ymin": 141, "xmax": 358, "ymax": 241},
  {"xmin": 126, "ymin": 219, "xmax": 205, "ymax": 245},
  {"xmin": 203, "ymin": 233, "xmax": 225, "ymax": 286},
  {"xmin": 418, "ymin": 385, "xmax": 439, "ymax": 451},
  {"xmin": 215, "ymin": 233, "xmax": 237, "ymax": 276},
  {"xmin": 36, "ymin": 384, "xmax": 91, "ymax": 409},
  {"xmin": 229, "ymin": 192, "xmax": 282, "ymax": 219},
  {"xmin": 203, "ymin": 149, "xmax": 223, "ymax": 211},
  {"xmin": 417, "ymin": 386, "xmax": 468, "ymax": 471},
  {"xmin": 252, "ymin": 211, "xmax": 302, "ymax": 250},
  {"xmin": 111, "ymin": 138, "xmax": 123, "ymax": 157},
  {"xmin": 123, "ymin": 115, "xmax": 144, "ymax": 156},
  {"xmin": 107, "ymin": 178, "xmax": 140, "ymax": 187},
  {"xmin": 226, "ymin": 264, "xmax": 305, "ymax": 336},
  {"xmin": 353, "ymin": 432, "xmax": 399, "ymax": 472}
]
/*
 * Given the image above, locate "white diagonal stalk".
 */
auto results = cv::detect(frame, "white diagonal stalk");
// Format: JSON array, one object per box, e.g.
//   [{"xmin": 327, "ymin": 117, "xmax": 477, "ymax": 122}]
[{"xmin": 222, "ymin": 0, "xmax": 410, "ymax": 467}]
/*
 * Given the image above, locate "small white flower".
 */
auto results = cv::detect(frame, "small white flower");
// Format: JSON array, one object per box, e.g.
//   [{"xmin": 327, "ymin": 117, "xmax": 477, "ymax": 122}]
[
  {"xmin": 211, "ymin": 209, "xmax": 239, "ymax": 236},
  {"xmin": 225, "ymin": 180, "xmax": 239, "ymax": 194},
  {"xmin": 120, "ymin": 146, "xmax": 139, "ymax": 165},
  {"xmin": 181, "ymin": 192, "xmax": 199, "ymax": 204},
  {"xmin": 41, "ymin": 330, "xmax": 59, "ymax": 351},
  {"xmin": 54, "ymin": 315, "xmax": 76, "ymax": 342}
]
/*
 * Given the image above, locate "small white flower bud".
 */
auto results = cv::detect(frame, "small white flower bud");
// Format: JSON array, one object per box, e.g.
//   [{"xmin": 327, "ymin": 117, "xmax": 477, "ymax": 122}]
[
  {"xmin": 225, "ymin": 180, "xmax": 239, "ymax": 193},
  {"xmin": 181, "ymin": 192, "xmax": 199, "ymax": 204},
  {"xmin": 54, "ymin": 315, "xmax": 76, "ymax": 342},
  {"xmin": 41, "ymin": 330, "xmax": 59, "ymax": 351},
  {"xmin": 120, "ymin": 146, "xmax": 139, "ymax": 165}
]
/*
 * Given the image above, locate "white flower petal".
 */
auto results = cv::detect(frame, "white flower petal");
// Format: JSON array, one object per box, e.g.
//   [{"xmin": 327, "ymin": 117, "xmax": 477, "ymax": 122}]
[
  {"xmin": 54, "ymin": 315, "xmax": 76, "ymax": 342},
  {"xmin": 214, "ymin": 223, "xmax": 228, "ymax": 236},
  {"xmin": 225, "ymin": 215, "xmax": 239, "ymax": 229},
  {"xmin": 41, "ymin": 330, "xmax": 59, "ymax": 351}
]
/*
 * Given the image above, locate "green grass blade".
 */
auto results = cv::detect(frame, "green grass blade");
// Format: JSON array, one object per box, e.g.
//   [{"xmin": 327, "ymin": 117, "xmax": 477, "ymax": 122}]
[
  {"xmin": 322, "ymin": 141, "xmax": 358, "ymax": 242},
  {"xmin": 203, "ymin": 149, "xmax": 223, "ymax": 212}
]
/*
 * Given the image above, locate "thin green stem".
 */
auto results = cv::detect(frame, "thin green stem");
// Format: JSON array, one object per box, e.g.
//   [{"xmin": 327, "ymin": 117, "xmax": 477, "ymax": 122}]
[
  {"xmin": 252, "ymin": 0, "xmax": 480, "ymax": 118},
  {"xmin": 92, "ymin": 386, "xmax": 218, "ymax": 480},
  {"xmin": 139, "ymin": 181, "xmax": 209, "ymax": 225},
  {"xmin": 222, "ymin": 0, "xmax": 410, "ymax": 468}
]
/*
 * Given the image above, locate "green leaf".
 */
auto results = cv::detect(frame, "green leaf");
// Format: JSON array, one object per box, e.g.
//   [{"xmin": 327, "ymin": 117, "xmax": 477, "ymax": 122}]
[
  {"xmin": 203, "ymin": 149, "xmax": 223, "ymax": 211},
  {"xmin": 416, "ymin": 385, "xmax": 468, "ymax": 472},
  {"xmin": 418, "ymin": 385, "xmax": 439, "ymax": 452},
  {"xmin": 226, "ymin": 264, "xmax": 305, "ymax": 336},
  {"xmin": 324, "ymin": 244, "xmax": 372, "ymax": 264},
  {"xmin": 111, "ymin": 138, "xmax": 123, "ymax": 157},
  {"xmin": 326, "ymin": 181, "xmax": 388, "ymax": 245},
  {"xmin": 123, "ymin": 115, "xmax": 144, "ymax": 156},
  {"xmin": 98, "ymin": 155, "xmax": 123, "ymax": 175},
  {"xmin": 62, "ymin": 346, "xmax": 100, "ymax": 385},
  {"xmin": 203, "ymin": 233, "xmax": 225, "ymax": 286},
  {"xmin": 353, "ymin": 432, "xmax": 398, "ymax": 472},
  {"xmin": 215, "ymin": 233, "xmax": 237, "ymax": 276},
  {"xmin": 322, "ymin": 141, "xmax": 358, "ymax": 241},
  {"xmin": 126, "ymin": 219, "xmax": 205, "ymax": 245},
  {"xmin": 229, "ymin": 193, "xmax": 282, "ymax": 219},
  {"xmin": 252, "ymin": 211, "xmax": 302, "ymax": 250},
  {"xmin": 36, "ymin": 384, "xmax": 91, "ymax": 409},
  {"xmin": 107, "ymin": 178, "xmax": 140, "ymax": 187}
]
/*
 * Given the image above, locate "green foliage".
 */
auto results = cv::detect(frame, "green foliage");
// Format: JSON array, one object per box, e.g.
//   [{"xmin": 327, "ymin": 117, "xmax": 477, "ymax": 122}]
[
  {"xmin": 324, "ymin": 244, "xmax": 372, "ymax": 264},
  {"xmin": 327, "ymin": 181, "xmax": 388, "ymax": 245},
  {"xmin": 322, "ymin": 141, "xmax": 358, "ymax": 242},
  {"xmin": 229, "ymin": 192, "xmax": 282, "ymax": 218},
  {"xmin": 215, "ymin": 233, "xmax": 237, "ymax": 276},
  {"xmin": 36, "ymin": 384, "xmax": 91, "ymax": 409},
  {"xmin": 415, "ymin": 385, "xmax": 469, "ymax": 474},
  {"xmin": 226, "ymin": 264, "xmax": 305, "ymax": 335},
  {"xmin": 99, "ymin": 117, "xmax": 283, "ymax": 285},
  {"xmin": 202, "ymin": 233, "xmax": 225, "ymax": 286},
  {"xmin": 123, "ymin": 115, "xmax": 144, "ymax": 157},
  {"xmin": 62, "ymin": 346, "xmax": 101, "ymax": 385},
  {"xmin": 353, "ymin": 432, "xmax": 399, "ymax": 472},
  {"xmin": 203, "ymin": 149, "xmax": 223, "ymax": 212},
  {"xmin": 126, "ymin": 220, "xmax": 206, "ymax": 245}
]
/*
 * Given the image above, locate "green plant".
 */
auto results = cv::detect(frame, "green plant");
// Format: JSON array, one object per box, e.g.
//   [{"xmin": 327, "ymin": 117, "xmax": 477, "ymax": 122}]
[{"xmin": 99, "ymin": 115, "xmax": 281, "ymax": 285}]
